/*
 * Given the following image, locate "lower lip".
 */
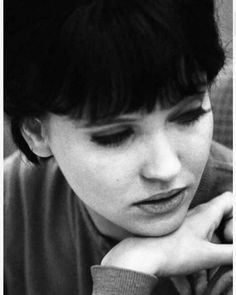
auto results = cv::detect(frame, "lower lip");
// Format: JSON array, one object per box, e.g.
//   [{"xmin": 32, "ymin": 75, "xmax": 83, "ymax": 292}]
[{"xmin": 136, "ymin": 190, "xmax": 186, "ymax": 214}]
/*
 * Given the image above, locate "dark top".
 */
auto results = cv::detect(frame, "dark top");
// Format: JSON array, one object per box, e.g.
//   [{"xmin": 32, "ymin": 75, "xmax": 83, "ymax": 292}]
[{"xmin": 4, "ymin": 141, "xmax": 232, "ymax": 295}]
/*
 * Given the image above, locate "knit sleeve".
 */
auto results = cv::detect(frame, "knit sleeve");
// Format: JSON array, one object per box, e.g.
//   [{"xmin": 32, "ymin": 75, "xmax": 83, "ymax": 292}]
[{"xmin": 91, "ymin": 265, "xmax": 158, "ymax": 295}]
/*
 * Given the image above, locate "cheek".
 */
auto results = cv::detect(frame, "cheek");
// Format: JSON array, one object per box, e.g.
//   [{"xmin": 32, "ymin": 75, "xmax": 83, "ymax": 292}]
[
  {"xmin": 84, "ymin": 153, "xmax": 138, "ymax": 195},
  {"xmin": 47, "ymin": 120, "xmax": 140, "ymax": 211},
  {"xmin": 179, "ymin": 113, "xmax": 213, "ymax": 178},
  {"xmin": 57, "ymin": 145, "xmax": 139, "ymax": 209}
]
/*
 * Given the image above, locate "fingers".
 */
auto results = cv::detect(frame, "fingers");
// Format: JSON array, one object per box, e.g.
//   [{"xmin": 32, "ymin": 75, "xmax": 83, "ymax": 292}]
[
  {"xmin": 190, "ymin": 270, "xmax": 208, "ymax": 295},
  {"xmin": 191, "ymin": 192, "xmax": 232, "ymax": 233},
  {"xmin": 202, "ymin": 242, "xmax": 233, "ymax": 269},
  {"xmin": 206, "ymin": 192, "xmax": 232, "ymax": 231},
  {"xmin": 223, "ymin": 219, "xmax": 233, "ymax": 242}
]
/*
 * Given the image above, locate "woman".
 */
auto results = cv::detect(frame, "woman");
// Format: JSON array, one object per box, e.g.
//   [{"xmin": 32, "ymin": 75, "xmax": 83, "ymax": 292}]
[{"xmin": 5, "ymin": 0, "xmax": 232, "ymax": 294}]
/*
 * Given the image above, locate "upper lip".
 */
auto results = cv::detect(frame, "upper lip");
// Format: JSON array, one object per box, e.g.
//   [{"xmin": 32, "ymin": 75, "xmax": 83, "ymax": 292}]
[{"xmin": 135, "ymin": 187, "xmax": 186, "ymax": 205}]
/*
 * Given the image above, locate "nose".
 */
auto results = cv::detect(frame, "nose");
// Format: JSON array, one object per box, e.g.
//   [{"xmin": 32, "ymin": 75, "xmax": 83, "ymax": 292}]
[{"xmin": 141, "ymin": 132, "xmax": 181, "ymax": 183}]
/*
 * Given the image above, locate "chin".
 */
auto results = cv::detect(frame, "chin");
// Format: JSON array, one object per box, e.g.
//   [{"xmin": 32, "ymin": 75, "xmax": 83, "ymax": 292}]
[
  {"xmin": 126, "ymin": 207, "xmax": 188, "ymax": 238},
  {"xmin": 137, "ymin": 221, "xmax": 184, "ymax": 238},
  {"xmin": 152, "ymin": 218, "xmax": 185, "ymax": 237}
]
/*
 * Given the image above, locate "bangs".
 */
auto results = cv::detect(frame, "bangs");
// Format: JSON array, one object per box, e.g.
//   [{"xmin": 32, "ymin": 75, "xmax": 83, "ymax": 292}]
[{"xmin": 44, "ymin": 0, "xmax": 224, "ymax": 123}]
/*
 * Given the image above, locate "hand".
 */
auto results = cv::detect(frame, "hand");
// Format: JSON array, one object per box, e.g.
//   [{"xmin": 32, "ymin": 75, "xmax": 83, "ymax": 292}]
[
  {"xmin": 214, "ymin": 192, "xmax": 232, "ymax": 243},
  {"xmin": 223, "ymin": 214, "xmax": 233, "ymax": 242},
  {"xmin": 101, "ymin": 192, "xmax": 232, "ymax": 277}
]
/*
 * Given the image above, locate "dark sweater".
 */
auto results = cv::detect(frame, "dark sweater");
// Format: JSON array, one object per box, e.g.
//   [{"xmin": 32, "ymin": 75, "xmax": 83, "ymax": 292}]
[{"xmin": 4, "ymin": 141, "xmax": 232, "ymax": 295}]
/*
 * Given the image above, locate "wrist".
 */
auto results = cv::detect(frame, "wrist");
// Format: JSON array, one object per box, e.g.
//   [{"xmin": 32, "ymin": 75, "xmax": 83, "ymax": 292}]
[{"xmin": 101, "ymin": 252, "xmax": 165, "ymax": 277}]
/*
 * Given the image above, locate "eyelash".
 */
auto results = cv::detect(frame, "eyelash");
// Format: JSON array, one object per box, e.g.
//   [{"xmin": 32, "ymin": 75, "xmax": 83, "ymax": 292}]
[
  {"xmin": 173, "ymin": 107, "xmax": 209, "ymax": 125},
  {"xmin": 91, "ymin": 128, "xmax": 134, "ymax": 147},
  {"xmin": 91, "ymin": 107, "xmax": 209, "ymax": 148}
]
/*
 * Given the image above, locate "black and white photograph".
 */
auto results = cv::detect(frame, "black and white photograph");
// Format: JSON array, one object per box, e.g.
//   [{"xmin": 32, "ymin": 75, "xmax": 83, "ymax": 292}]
[{"xmin": 4, "ymin": 0, "xmax": 233, "ymax": 294}]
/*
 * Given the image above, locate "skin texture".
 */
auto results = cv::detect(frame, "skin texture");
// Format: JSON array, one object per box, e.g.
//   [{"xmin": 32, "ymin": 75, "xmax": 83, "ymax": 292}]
[
  {"xmin": 24, "ymin": 91, "xmax": 232, "ymax": 276},
  {"xmin": 41, "ymin": 92, "xmax": 213, "ymax": 240},
  {"xmin": 101, "ymin": 192, "xmax": 232, "ymax": 276}
]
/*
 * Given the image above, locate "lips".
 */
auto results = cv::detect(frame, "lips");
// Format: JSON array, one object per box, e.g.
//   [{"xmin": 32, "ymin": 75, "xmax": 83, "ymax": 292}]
[
  {"xmin": 135, "ymin": 187, "xmax": 187, "ymax": 214},
  {"xmin": 136, "ymin": 188, "xmax": 186, "ymax": 204}
]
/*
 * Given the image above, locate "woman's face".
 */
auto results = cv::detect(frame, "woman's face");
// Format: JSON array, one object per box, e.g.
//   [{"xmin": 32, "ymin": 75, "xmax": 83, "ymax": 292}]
[{"xmin": 43, "ymin": 91, "xmax": 213, "ymax": 240}]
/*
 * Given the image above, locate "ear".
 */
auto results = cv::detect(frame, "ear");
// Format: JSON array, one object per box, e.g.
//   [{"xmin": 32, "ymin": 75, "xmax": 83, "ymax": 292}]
[{"xmin": 21, "ymin": 118, "xmax": 52, "ymax": 158}]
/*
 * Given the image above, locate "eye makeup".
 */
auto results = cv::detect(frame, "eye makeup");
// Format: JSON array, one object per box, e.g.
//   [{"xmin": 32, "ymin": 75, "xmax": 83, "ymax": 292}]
[
  {"xmin": 167, "ymin": 90, "xmax": 211, "ymax": 125},
  {"xmin": 88, "ymin": 91, "xmax": 211, "ymax": 148},
  {"xmin": 173, "ymin": 107, "xmax": 211, "ymax": 125},
  {"xmin": 90, "ymin": 126, "xmax": 135, "ymax": 147}
]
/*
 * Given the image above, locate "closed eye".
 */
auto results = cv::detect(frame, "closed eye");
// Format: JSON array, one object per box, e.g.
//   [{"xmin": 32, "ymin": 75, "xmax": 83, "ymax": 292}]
[
  {"xmin": 90, "ymin": 127, "xmax": 134, "ymax": 147},
  {"xmin": 172, "ymin": 107, "xmax": 211, "ymax": 125}
]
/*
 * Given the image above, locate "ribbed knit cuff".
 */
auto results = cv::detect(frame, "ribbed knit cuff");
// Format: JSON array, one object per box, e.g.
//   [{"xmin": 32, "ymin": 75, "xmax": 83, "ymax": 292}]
[{"xmin": 91, "ymin": 265, "xmax": 157, "ymax": 295}]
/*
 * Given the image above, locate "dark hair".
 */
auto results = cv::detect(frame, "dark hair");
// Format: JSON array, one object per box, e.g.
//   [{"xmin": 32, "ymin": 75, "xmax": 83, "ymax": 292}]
[{"xmin": 5, "ymin": 0, "xmax": 225, "ymax": 164}]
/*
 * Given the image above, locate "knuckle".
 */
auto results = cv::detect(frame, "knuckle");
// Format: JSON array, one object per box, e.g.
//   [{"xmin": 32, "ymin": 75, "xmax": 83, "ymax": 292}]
[
  {"xmin": 194, "ymin": 202, "xmax": 208, "ymax": 214},
  {"xmin": 188, "ymin": 203, "xmax": 209, "ymax": 221},
  {"xmin": 211, "ymin": 192, "xmax": 232, "ymax": 206},
  {"xmin": 219, "ymin": 191, "xmax": 232, "ymax": 200}
]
